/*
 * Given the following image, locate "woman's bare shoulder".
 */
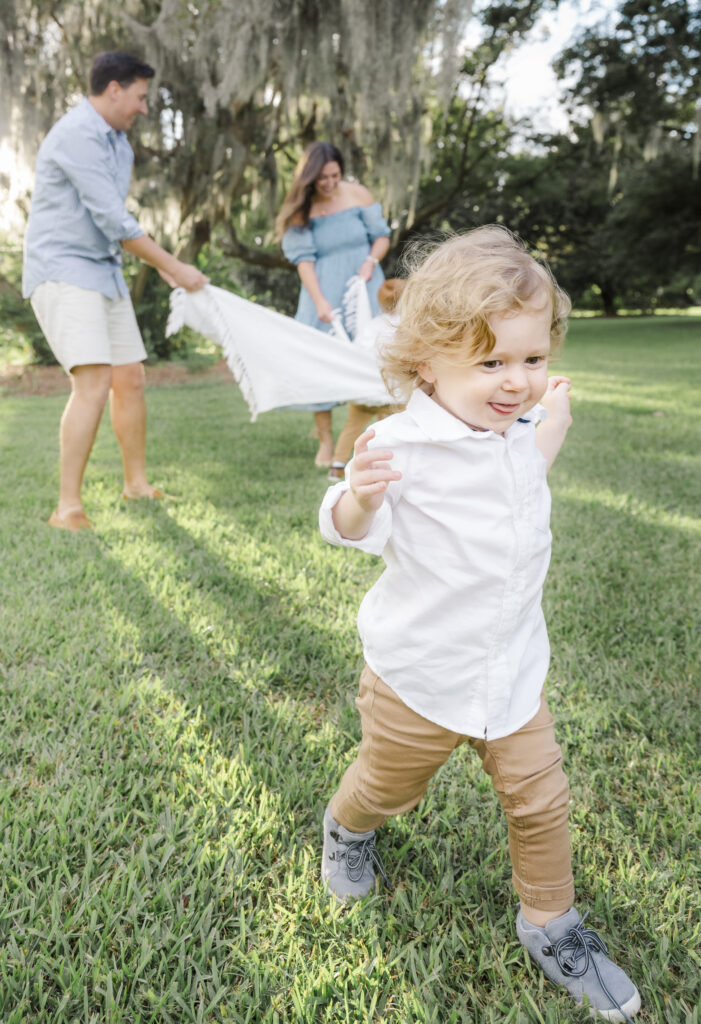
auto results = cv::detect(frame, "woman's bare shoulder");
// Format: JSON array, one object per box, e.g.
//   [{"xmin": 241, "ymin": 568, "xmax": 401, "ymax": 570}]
[{"xmin": 345, "ymin": 181, "xmax": 375, "ymax": 206}]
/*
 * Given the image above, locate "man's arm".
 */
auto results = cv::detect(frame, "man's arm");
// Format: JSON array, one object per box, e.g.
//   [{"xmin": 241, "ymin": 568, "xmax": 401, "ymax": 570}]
[
  {"xmin": 121, "ymin": 236, "xmax": 208, "ymax": 292},
  {"xmin": 536, "ymin": 377, "xmax": 572, "ymax": 471},
  {"xmin": 51, "ymin": 126, "xmax": 207, "ymax": 292}
]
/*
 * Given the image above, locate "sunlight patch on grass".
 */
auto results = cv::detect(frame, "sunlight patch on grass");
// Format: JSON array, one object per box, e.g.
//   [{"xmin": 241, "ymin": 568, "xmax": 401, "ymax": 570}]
[{"xmin": 554, "ymin": 482, "xmax": 701, "ymax": 536}]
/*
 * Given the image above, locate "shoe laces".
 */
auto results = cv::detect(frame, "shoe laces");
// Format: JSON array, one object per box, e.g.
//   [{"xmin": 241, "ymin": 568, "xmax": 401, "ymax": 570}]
[
  {"xmin": 332, "ymin": 830, "xmax": 393, "ymax": 890},
  {"xmin": 544, "ymin": 912, "xmax": 635, "ymax": 1024}
]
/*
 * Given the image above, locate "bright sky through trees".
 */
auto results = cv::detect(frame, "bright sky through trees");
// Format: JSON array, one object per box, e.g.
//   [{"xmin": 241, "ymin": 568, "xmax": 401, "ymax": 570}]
[{"xmin": 496, "ymin": 0, "xmax": 619, "ymax": 130}]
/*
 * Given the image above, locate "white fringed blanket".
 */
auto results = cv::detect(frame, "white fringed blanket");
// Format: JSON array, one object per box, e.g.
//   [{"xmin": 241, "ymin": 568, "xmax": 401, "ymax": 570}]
[{"xmin": 166, "ymin": 284, "xmax": 394, "ymax": 422}]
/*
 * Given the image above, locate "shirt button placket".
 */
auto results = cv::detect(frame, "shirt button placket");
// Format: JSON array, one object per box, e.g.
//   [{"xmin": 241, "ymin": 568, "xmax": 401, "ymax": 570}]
[{"xmin": 488, "ymin": 443, "xmax": 531, "ymax": 732}]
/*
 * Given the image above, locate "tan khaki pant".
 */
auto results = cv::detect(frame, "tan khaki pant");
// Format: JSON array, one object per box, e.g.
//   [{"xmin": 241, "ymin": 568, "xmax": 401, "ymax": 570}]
[{"xmin": 330, "ymin": 666, "xmax": 575, "ymax": 912}]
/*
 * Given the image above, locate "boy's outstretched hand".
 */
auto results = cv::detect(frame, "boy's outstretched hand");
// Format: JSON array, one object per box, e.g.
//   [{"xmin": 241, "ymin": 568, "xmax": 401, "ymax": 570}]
[{"xmin": 331, "ymin": 429, "xmax": 402, "ymax": 540}]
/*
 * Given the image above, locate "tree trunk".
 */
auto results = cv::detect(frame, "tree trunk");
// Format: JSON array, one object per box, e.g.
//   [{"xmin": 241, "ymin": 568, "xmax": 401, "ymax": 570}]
[
  {"xmin": 130, "ymin": 263, "xmax": 152, "ymax": 304},
  {"xmin": 600, "ymin": 282, "xmax": 617, "ymax": 317},
  {"xmin": 176, "ymin": 218, "xmax": 212, "ymax": 265}
]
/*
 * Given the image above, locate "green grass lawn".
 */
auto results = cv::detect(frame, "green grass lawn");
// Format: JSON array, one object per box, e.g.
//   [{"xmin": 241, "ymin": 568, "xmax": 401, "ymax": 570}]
[{"xmin": 0, "ymin": 316, "xmax": 699, "ymax": 1023}]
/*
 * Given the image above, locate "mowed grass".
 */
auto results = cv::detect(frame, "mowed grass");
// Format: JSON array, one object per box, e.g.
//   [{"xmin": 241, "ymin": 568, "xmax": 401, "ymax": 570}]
[{"xmin": 0, "ymin": 316, "xmax": 698, "ymax": 1024}]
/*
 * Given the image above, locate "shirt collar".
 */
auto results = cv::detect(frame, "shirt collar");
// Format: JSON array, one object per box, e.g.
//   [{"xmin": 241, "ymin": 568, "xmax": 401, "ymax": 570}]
[
  {"xmin": 405, "ymin": 388, "xmax": 545, "ymax": 442},
  {"xmin": 80, "ymin": 96, "xmax": 123, "ymax": 140}
]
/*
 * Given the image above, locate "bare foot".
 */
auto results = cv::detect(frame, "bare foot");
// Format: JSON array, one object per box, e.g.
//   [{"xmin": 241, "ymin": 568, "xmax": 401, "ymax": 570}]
[
  {"xmin": 121, "ymin": 486, "xmax": 165, "ymax": 500},
  {"xmin": 48, "ymin": 507, "xmax": 92, "ymax": 531}
]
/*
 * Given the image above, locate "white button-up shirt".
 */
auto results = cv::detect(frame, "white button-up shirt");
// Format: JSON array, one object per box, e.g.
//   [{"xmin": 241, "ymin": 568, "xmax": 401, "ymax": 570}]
[{"xmin": 319, "ymin": 388, "xmax": 552, "ymax": 740}]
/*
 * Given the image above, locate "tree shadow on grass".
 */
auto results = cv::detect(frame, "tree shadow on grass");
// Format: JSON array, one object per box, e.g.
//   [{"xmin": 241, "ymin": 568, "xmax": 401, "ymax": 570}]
[{"xmin": 2, "ymin": 492, "xmax": 530, "ymax": 1021}]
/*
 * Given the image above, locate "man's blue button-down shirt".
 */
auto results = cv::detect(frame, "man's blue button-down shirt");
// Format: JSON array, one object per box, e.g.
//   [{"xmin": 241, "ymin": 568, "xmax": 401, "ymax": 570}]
[{"xmin": 22, "ymin": 98, "xmax": 144, "ymax": 300}]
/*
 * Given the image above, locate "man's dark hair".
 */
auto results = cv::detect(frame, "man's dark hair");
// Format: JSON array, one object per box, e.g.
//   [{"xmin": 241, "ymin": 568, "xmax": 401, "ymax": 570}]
[{"xmin": 89, "ymin": 52, "xmax": 155, "ymax": 95}]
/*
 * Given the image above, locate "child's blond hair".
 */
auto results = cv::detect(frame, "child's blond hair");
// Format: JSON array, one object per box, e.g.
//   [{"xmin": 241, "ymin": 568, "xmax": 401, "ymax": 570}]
[{"xmin": 382, "ymin": 226, "xmax": 571, "ymax": 397}]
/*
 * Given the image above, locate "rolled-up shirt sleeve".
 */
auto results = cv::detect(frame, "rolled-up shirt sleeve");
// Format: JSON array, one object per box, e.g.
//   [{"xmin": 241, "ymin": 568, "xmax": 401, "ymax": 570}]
[
  {"xmin": 319, "ymin": 480, "xmax": 394, "ymax": 556},
  {"xmin": 51, "ymin": 133, "xmax": 143, "ymax": 243}
]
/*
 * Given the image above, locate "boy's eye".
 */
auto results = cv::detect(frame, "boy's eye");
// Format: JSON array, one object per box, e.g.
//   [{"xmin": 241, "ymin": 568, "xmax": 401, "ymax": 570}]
[
  {"xmin": 482, "ymin": 360, "xmax": 501, "ymax": 369},
  {"xmin": 525, "ymin": 356, "xmax": 545, "ymax": 365}
]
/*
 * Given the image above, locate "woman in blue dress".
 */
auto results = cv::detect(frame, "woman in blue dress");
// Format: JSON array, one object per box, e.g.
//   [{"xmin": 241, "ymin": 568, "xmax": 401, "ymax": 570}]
[{"xmin": 276, "ymin": 141, "xmax": 390, "ymax": 467}]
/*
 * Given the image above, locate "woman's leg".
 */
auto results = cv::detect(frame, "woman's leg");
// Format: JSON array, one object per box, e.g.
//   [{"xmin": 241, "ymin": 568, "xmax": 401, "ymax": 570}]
[
  {"xmin": 313, "ymin": 410, "xmax": 334, "ymax": 467},
  {"xmin": 468, "ymin": 697, "xmax": 574, "ymax": 921},
  {"xmin": 332, "ymin": 404, "xmax": 376, "ymax": 468}
]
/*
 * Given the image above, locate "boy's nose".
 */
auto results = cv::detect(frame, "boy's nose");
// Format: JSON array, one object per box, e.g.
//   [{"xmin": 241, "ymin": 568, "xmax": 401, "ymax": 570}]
[{"xmin": 502, "ymin": 370, "xmax": 528, "ymax": 391}]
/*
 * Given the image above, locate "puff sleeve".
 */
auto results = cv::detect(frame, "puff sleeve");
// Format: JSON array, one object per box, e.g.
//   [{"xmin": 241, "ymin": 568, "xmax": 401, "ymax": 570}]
[
  {"xmin": 282, "ymin": 225, "xmax": 317, "ymax": 265},
  {"xmin": 359, "ymin": 202, "xmax": 390, "ymax": 243}
]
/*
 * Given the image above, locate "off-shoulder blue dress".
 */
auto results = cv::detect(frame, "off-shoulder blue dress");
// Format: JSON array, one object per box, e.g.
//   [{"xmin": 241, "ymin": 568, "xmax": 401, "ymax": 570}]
[{"xmin": 282, "ymin": 202, "xmax": 390, "ymax": 410}]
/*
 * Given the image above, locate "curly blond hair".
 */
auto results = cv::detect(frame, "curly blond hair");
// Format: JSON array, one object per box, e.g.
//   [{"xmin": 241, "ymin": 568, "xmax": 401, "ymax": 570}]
[{"xmin": 382, "ymin": 226, "xmax": 571, "ymax": 398}]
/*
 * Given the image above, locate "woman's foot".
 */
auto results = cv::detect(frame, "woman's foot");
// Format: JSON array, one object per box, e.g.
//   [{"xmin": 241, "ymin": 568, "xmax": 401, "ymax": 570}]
[{"xmin": 314, "ymin": 439, "xmax": 334, "ymax": 468}]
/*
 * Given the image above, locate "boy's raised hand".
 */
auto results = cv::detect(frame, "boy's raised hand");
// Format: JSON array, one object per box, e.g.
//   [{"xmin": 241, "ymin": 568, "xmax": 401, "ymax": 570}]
[
  {"xmin": 541, "ymin": 376, "xmax": 572, "ymax": 427},
  {"xmin": 536, "ymin": 376, "xmax": 573, "ymax": 471},
  {"xmin": 349, "ymin": 429, "xmax": 402, "ymax": 512}
]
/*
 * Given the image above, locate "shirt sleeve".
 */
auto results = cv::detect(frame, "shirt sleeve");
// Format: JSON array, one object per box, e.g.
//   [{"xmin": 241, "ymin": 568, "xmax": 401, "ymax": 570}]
[
  {"xmin": 49, "ymin": 132, "xmax": 143, "ymax": 243},
  {"xmin": 359, "ymin": 203, "xmax": 390, "ymax": 243},
  {"xmin": 319, "ymin": 480, "xmax": 394, "ymax": 556},
  {"xmin": 281, "ymin": 225, "xmax": 317, "ymax": 264}
]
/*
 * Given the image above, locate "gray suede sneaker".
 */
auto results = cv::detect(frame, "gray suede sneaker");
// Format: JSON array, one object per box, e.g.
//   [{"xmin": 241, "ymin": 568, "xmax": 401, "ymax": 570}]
[
  {"xmin": 321, "ymin": 805, "xmax": 392, "ymax": 900},
  {"xmin": 517, "ymin": 907, "xmax": 641, "ymax": 1022}
]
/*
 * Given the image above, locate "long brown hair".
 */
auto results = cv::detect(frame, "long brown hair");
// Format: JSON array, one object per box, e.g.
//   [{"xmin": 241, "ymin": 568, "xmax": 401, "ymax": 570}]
[{"xmin": 275, "ymin": 142, "xmax": 345, "ymax": 240}]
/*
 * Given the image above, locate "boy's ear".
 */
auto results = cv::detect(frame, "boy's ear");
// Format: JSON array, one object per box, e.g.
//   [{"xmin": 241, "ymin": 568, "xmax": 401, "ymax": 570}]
[{"xmin": 417, "ymin": 360, "xmax": 435, "ymax": 383}]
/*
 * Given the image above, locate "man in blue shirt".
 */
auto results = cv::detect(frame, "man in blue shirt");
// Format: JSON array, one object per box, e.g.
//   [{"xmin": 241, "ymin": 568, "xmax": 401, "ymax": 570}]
[{"xmin": 23, "ymin": 51, "xmax": 208, "ymax": 531}]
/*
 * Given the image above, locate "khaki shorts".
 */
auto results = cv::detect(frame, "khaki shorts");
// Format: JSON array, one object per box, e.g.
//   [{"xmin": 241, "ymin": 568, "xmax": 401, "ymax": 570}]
[{"xmin": 30, "ymin": 281, "xmax": 147, "ymax": 374}]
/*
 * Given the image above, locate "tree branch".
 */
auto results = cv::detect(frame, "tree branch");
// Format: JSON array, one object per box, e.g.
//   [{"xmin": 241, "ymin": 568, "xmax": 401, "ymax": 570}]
[
  {"xmin": 397, "ymin": 47, "xmax": 502, "ymax": 240},
  {"xmin": 220, "ymin": 220, "xmax": 294, "ymax": 271},
  {"xmin": 399, "ymin": 144, "xmax": 493, "ymax": 241}
]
